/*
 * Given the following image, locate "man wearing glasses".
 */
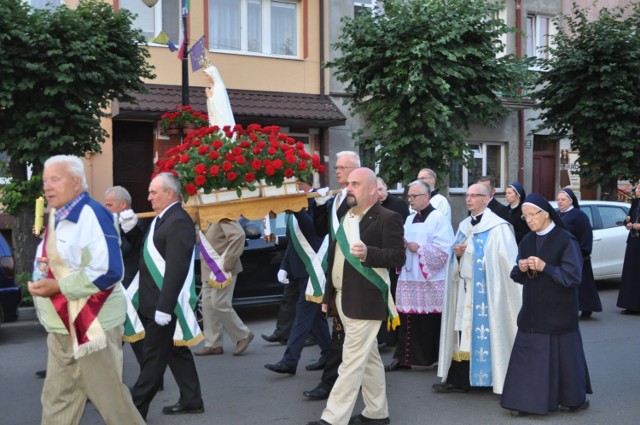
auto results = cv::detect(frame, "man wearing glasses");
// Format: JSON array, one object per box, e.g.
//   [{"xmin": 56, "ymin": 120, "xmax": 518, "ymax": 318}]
[
  {"xmin": 417, "ymin": 168, "xmax": 451, "ymax": 223},
  {"xmin": 434, "ymin": 183, "xmax": 521, "ymax": 395}
]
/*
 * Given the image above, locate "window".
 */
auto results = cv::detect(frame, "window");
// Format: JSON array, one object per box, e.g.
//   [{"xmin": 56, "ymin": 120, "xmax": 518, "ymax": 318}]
[
  {"xmin": 25, "ymin": 0, "xmax": 62, "ymax": 9},
  {"xmin": 210, "ymin": 0, "xmax": 299, "ymax": 57},
  {"xmin": 598, "ymin": 206, "xmax": 628, "ymax": 229},
  {"xmin": 449, "ymin": 143, "xmax": 506, "ymax": 193},
  {"xmin": 354, "ymin": 0, "xmax": 383, "ymax": 17},
  {"xmin": 526, "ymin": 14, "xmax": 556, "ymax": 63},
  {"xmin": 120, "ymin": 0, "xmax": 181, "ymax": 44}
]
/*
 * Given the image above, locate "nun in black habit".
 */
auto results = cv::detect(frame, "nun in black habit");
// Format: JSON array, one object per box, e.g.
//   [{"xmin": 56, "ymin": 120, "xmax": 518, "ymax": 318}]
[
  {"xmin": 556, "ymin": 188, "xmax": 602, "ymax": 319},
  {"xmin": 501, "ymin": 194, "xmax": 592, "ymax": 416}
]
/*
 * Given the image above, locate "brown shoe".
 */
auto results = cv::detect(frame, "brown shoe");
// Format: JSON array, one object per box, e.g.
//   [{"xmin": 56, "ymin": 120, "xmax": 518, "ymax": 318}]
[
  {"xmin": 194, "ymin": 346, "xmax": 223, "ymax": 356},
  {"xmin": 233, "ymin": 331, "xmax": 254, "ymax": 355}
]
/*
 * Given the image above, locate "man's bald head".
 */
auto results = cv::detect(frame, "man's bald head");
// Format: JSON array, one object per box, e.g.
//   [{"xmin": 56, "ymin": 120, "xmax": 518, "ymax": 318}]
[{"xmin": 346, "ymin": 167, "xmax": 378, "ymax": 214}]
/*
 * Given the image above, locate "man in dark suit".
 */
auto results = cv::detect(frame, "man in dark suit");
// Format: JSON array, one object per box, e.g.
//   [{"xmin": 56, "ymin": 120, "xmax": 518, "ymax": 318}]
[
  {"xmin": 477, "ymin": 176, "xmax": 509, "ymax": 220},
  {"xmin": 130, "ymin": 173, "xmax": 203, "ymax": 420},
  {"xmin": 308, "ymin": 167, "xmax": 406, "ymax": 425},
  {"xmin": 104, "ymin": 186, "xmax": 149, "ymax": 368}
]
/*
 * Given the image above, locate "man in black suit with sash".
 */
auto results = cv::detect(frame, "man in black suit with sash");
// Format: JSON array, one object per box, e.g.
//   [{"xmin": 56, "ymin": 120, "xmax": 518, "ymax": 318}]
[
  {"xmin": 130, "ymin": 173, "xmax": 204, "ymax": 420},
  {"xmin": 308, "ymin": 167, "xmax": 405, "ymax": 425}
]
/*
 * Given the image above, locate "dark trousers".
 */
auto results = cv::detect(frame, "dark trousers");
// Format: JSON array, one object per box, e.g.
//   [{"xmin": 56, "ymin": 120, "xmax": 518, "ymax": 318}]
[
  {"xmin": 318, "ymin": 315, "xmax": 344, "ymax": 392},
  {"xmin": 272, "ymin": 279, "xmax": 300, "ymax": 340},
  {"xmin": 131, "ymin": 315, "xmax": 202, "ymax": 419},
  {"xmin": 282, "ymin": 278, "xmax": 331, "ymax": 367}
]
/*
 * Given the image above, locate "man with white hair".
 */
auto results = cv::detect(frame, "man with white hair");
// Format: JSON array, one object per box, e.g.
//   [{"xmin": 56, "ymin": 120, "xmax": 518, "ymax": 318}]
[{"xmin": 29, "ymin": 155, "xmax": 145, "ymax": 425}]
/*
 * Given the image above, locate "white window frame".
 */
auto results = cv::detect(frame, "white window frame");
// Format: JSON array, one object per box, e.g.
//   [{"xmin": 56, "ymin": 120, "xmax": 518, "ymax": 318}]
[
  {"xmin": 526, "ymin": 14, "xmax": 557, "ymax": 68},
  {"xmin": 120, "ymin": 0, "xmax": 182, "ymax": 47},
  {"xmin": 354, "ymin": 0, "xmax": 384, "ymax": 17},
  {"xmin": 209, "ymin": 0, "xmax": 301, "ymax": 59},
  {"xmin": 449, "ymin": 143, "xmax": 507, "ymax": 194}
]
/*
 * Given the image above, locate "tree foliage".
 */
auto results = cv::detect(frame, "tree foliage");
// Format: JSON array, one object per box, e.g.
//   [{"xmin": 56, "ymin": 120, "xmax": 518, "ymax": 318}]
[
  {"xmin": 0, "ymin": 0, "xmax": 154, "ymax": 274},
  {"xmin": 533, "ymin": 3, "xmax": 640, "ymax": 198},
  {"xmin": 0, "ymin": 0, "xmax": 155, "ymax": 214},
  {"xmin": 327, "ymin": 0, "xmax": 531, "ymax": 186}
]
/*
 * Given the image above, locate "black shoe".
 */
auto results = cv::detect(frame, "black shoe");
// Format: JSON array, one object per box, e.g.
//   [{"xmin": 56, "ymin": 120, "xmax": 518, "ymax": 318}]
[
  {"xmin": 580, "ymin": 311, "xmax": 593, "ymax": 319},
  {"xmin": 384, "ymin": 359, "xmax": 410, "ymax": 372},
  {"xmin": 305, "ymin": 357, "xmax": 326, "ymax": 371},
  {"xmin": 303, "ymin": 386, "xmax": 330, "ymax": 400},
  {"xmin": 561, "ymin": 399, "xmax": 590, "ymax": 412},
  {"xmin": 432, "ymin": 382, "xmax": 469, "ymax": 393},
  {"xmin": 348, "ymin": 413, "xmax": 391, "ymax": 424},
  {"xmin": 264, "ymin": 361, "xmax": 296, "ymax": 375},
  {"xmin": 261, "ymin": 333, "xmax": 285, "ymax": 343},
  {"xmin": 304, "ymin": 335, "xmax": 317, "ymax": 347},
  {"xmin": 161, "ymin": 402, "xmax": 204, "ymax": 415},
  {"xmin": 35, "ymin": 370, "xmax": 46, "ymax": 379},
  {"xmin": 621, "ymin": 309, "xmax": 640, "ymax": 315}
]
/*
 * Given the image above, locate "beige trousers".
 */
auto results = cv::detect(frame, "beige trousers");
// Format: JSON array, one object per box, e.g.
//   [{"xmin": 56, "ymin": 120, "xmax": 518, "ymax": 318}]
[
  {"xmin": 201, "ymin": 274, "xmax": 251, "ymax": 347},
  {"xmin": 41, "ymin": 326, "xmax": 145, "ymax": 425},
  {"xmin": 321, "ymin": 292, "xmax": 389, "ymax": 425}
]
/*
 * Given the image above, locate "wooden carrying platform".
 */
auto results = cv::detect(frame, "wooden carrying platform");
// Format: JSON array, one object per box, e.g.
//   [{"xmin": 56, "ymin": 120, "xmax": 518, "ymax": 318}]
[{"xmin": 184, "ymin": 192, "xmax": 309, "ymax": 227}]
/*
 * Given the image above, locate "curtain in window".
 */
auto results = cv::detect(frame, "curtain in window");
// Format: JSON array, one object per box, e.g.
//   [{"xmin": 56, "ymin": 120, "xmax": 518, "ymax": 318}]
[
  {"xmin": 248, "ymin": 0, "xmax": 262, "ymax": 53},
  {"xmin": 211, "ymin": 0, "xmax": 241, "ymax": 50},
  {"xmin": 271, "ymin": 2, "xmax": 296, "ymax": 56}
]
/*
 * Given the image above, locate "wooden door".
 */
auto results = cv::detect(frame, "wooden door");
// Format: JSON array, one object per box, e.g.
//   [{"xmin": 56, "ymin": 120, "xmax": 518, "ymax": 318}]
[
  {"xmin": 532, "ymin": 136, "xmax": 558, "ymax": 201},
  {"xmin": 112, "ymin": 121, "xmax": 154, "ymax": 213}
]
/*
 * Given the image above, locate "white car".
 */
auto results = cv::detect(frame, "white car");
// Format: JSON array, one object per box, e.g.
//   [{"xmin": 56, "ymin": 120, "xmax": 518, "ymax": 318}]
[{"xmin": 550, "ymin": 200, "xmax": 630, "ymax": 280}]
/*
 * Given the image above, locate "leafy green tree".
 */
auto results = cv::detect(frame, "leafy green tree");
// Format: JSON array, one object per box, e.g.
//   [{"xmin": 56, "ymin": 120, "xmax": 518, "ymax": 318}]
[
  {"xmin": 327, "ymin": 0, "xmax": 531, "ymax": 186},
  {"xmin": 533, "ymin": 3, "xmax": 640, "ymax": 199},
  {"xmin": 0, "ymin": 0, "xmax": 154, "ymax": 273}
]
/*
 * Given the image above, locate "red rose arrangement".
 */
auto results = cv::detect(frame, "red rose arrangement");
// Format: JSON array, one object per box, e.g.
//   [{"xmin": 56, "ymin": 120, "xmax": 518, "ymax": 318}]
[
  {"xmin": 158, "ymin": 105, "xmax": 208, "ymax": 134},
  {"xmin": 155, "ymin": 124, "xmax": 325, "ymax": 200}
]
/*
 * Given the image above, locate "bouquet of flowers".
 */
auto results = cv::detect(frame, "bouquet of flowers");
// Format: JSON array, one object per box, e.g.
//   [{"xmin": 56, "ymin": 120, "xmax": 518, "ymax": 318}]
[
  {"xmin": 156, "ymin": 124, "xmax": 325, "ymax": 200},
  {"xmin": 159, "ymin": 105, "xmax": 209, "ymax": 133}
]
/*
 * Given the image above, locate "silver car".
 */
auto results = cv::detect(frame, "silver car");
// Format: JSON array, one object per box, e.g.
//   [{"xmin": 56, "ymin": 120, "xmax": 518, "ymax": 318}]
[{"xmin": 550, "ymin": 200, "xmax": 630, "ymax": 280}]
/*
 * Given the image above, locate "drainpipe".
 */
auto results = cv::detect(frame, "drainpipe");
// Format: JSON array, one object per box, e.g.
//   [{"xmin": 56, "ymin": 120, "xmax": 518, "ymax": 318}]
[
  {"xmin": 320, "ymin": 0, "xmax": 326, "ymax": 98},
  {"xmin": 516, "ymin": 0, "xmax": 525, "ymax": 184}
]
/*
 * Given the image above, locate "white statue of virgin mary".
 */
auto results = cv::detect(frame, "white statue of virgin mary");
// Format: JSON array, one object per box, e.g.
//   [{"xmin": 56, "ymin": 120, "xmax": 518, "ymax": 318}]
[{"xmin": 203, "ymin": 65, "xmax": 236, "ymax": 129}]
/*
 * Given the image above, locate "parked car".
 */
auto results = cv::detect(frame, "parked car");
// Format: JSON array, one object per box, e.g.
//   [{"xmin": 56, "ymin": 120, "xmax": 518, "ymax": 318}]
[
  {"xmin": 0, "ymin": 233, "xmax": 20, "ymax": 324},
  {"xmin": 195, "ymin": 213, "xmax": 289, "ymax": 308},
  {"xmin": 550, "ymin": 200, "xmax": 630, "ymax": 280}
]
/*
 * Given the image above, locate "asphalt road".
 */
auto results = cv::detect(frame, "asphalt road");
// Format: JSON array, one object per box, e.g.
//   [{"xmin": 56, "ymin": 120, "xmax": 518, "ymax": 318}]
[{"xmin": 1, "ymin": 281, "xmax": 639, "ymax": 425}]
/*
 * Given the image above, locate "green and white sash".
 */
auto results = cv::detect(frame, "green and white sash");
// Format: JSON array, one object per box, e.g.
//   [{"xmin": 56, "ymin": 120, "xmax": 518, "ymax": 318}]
[
  {"xmin": 304, "ymin": 192, "xmax": 342, "ymax": 301},
  {"xmin": 123, "ymin": 272, "xmax": 145, "ymax": 342},
  {"xmin": 336, "ymin": 215, "xmax": 400, "ymax": 330},
  {"xmin": 287, "ymin": 215, "xmax": 325, "ymax": 303},
  {"xmin": 125, "ymin": 217, "xmax": 203, "ymax": 346}
]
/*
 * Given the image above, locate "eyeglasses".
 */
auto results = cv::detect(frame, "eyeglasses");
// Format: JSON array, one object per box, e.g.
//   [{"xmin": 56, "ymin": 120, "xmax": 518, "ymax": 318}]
[
  {"xmin": 406, "ymin": 193, "xmax": 428, "ymax": 201},
  {"xmin": 334, "ymin": 166, "xmax": 356, "ymax": 171},
  {"xmin": 521, "ymin": 210, "xmax": 545, "ymax": 220},
  {"xmin": 465, "ymin": 193, "xmax": 487, "ymax": 199}
]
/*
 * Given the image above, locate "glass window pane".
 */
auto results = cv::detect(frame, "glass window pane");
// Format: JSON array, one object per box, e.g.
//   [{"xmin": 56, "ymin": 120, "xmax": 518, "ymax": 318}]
[
  {"xmin": 526, "ymin": 16, "xmax": 534, "ymax": 57},
  {"xmin": 248, "ymin": 0, "xmax": 262, "ymax": 53},
  {"xmin": 211, "ymin": 0, "xmax": 241, "ymax": 50},
  {"xmin": 599, "ymin": 206, "xmax": 627, "ymax": 229},
  {"xmin": 162, "ymin": 0, "xmax": 180, "ymax": 43},
  {"xmin": 271, "ymin": 2, "xmax": 297, "ymax": 56},
  {"xmin": 469, "ymin": 158, "xmax": 483, "ymax": 185},
  {"xmin": 29, "ymin": 0, "xmax": 61, "ymax": 10},
  {"xmin": 121, "ymin": 0, "xmax": 155, "ymax": 39},
  {"xmin": 449, "ymin": 159, "xmax": 464, "ymax": 188},
  {"xmin": 485, "ymin": 145, "xmax": 502, "ymax": 188}
]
